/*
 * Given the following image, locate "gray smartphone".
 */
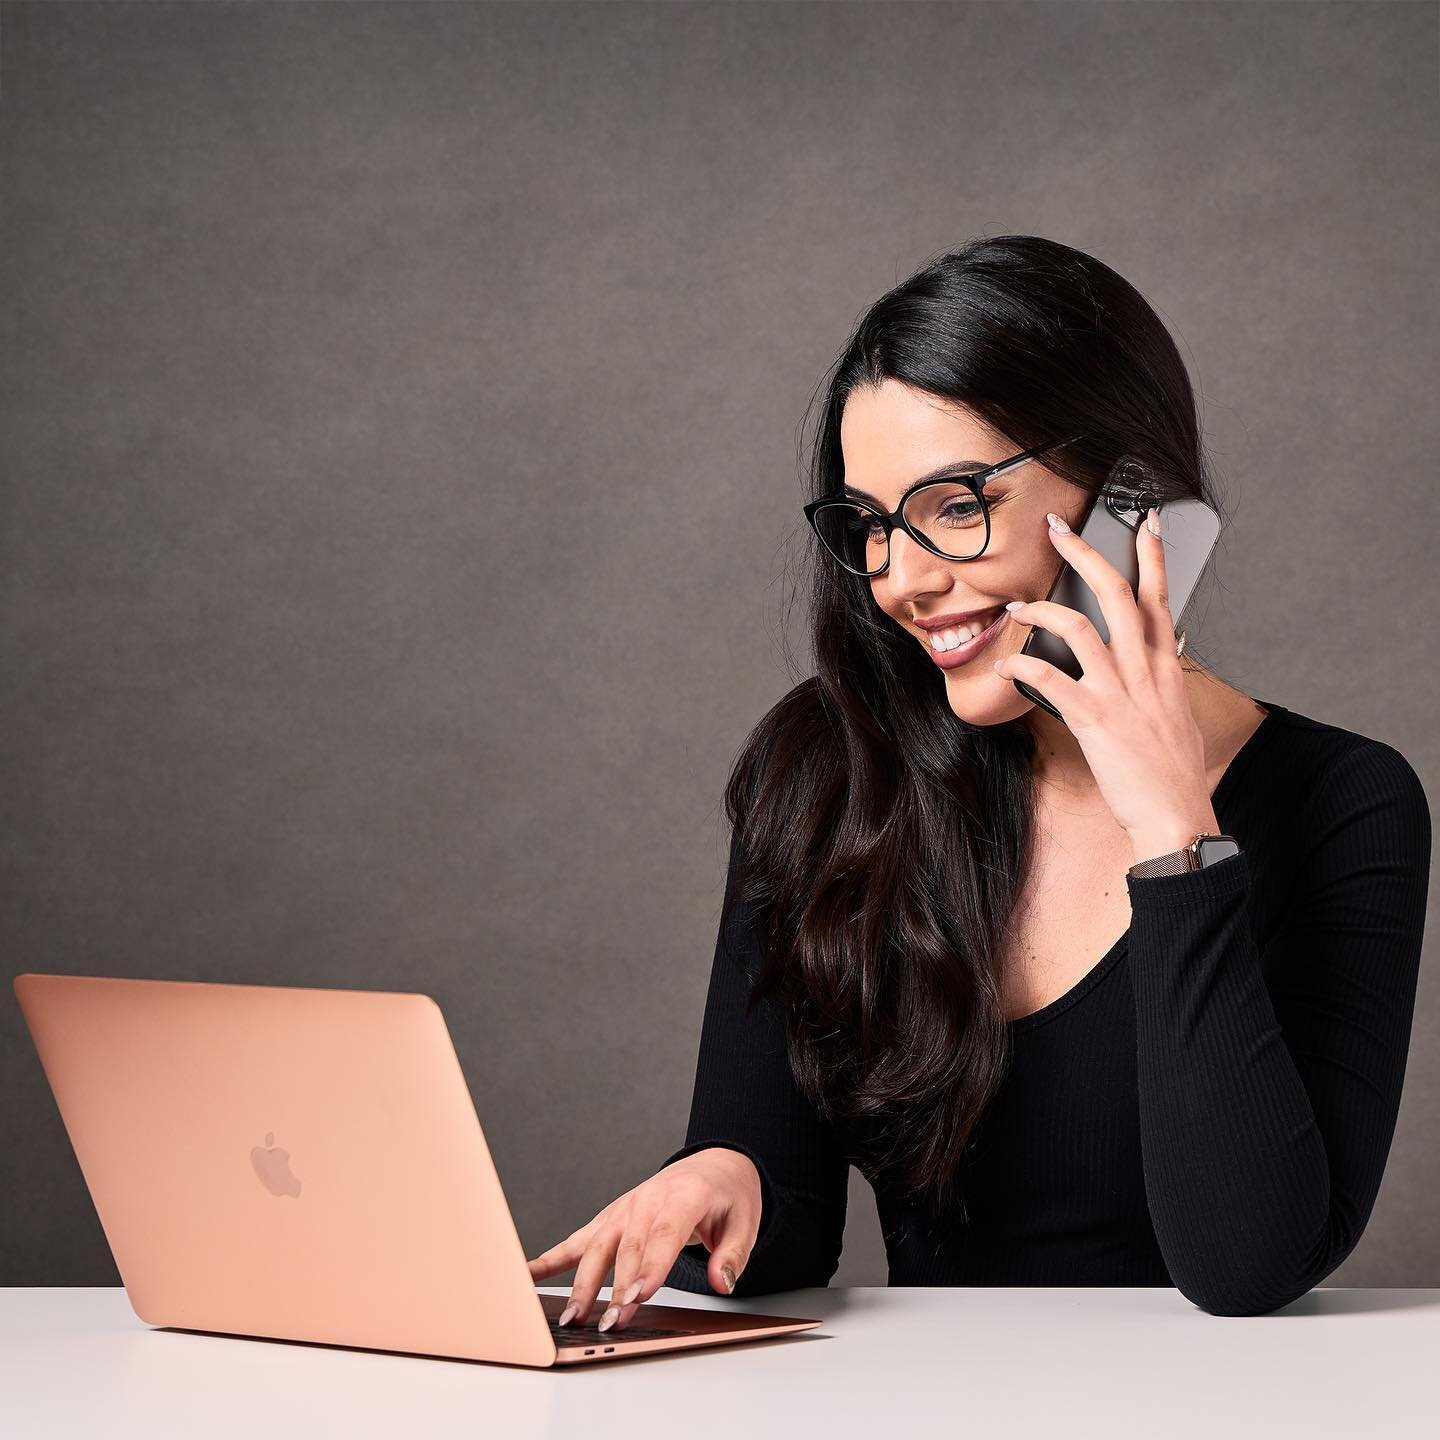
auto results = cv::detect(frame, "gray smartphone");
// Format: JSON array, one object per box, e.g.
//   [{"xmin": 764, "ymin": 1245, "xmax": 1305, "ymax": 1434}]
[{"xmin": 1011, "ymin": 459, "xmax": 1221, "ymax": 721}]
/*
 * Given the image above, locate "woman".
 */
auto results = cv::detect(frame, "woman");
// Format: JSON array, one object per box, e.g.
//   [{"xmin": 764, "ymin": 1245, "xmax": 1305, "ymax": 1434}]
[{"xmin": 527, "ymin": 235, "xmax": 1432, "ymax": 1329}]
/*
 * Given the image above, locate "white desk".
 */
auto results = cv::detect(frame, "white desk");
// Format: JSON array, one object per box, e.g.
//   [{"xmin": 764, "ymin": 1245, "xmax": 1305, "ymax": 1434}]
[{"xmin": 2, "ymin": 1284, "xmax": 1434, "ymax": 1438}]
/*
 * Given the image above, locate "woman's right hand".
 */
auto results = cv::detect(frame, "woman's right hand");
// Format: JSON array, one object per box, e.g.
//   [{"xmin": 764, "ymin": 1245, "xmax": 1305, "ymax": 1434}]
[{"xmin": 525, "ymin": 1146, "xmax": 763, "ymax": 1332}]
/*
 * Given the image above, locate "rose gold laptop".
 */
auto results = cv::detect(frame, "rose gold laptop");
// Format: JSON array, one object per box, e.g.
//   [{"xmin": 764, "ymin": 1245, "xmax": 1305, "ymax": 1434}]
[{"xmin": 13, "ymin": 972, "xmax": 821, "ymax": 1366}]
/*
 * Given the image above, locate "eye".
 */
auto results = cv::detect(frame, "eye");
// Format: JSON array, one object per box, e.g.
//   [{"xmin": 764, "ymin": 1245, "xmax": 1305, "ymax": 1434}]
[
  {"xmin": 935, "ymin": 496, "xmax": 984, "ymax": 524},
  {"xmin": 838, "ymin": 508, "xmax": 884, "ymax": 541}
]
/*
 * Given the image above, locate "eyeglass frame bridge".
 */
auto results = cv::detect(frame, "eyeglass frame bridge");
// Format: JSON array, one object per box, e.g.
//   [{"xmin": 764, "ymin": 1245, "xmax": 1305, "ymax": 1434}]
[{"xmin": 802, "ymin": 433, "xmax": 1088, "ymax": 576}]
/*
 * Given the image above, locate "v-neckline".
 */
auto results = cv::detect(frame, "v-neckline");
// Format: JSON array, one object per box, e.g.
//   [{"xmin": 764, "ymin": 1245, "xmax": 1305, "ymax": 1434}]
[{"xmin": 1006, "ymin": 697, "xmax": 1284, "ymax": 1035}]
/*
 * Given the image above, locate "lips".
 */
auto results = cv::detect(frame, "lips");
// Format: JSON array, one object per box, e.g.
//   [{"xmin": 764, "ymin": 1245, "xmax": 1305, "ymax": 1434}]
[
  {"xmin": 921, "ymin": 608, "xmax": 1009, "ymax": 670},
  {"xmin": 917, "ymin": 605, "xmax": 1004, "ymax": 640},
  {"xmin": 914, "ymin": 605, "xmax": 1005, "ymax": 632}
]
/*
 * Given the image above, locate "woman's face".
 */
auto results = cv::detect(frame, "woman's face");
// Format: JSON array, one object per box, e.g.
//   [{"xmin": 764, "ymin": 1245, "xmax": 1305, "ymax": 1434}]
[{"xmin": 839, "ymin": 378, "xmax": 1088, "ymax": 724}]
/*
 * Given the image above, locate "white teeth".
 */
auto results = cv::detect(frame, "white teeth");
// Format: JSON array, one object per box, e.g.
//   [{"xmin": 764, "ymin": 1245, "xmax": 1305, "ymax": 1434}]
[{"xmin": 928, "ymin": 612, "xmax": 997, "ymax": 651}]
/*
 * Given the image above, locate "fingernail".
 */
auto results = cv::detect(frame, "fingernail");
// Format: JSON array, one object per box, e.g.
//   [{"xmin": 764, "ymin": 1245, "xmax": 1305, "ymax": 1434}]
[
  {"xmin": 1147, "ymin": 506, "xmax": 1161, "ymax": 536},
  {"xmin": 622, "ymin": 1279, "xmax": 642, "ymax": 1305},
  {"xmin": 721, "ymin": 1265, "xmax": 737, "ymax": 1293},
  {"xmin": 1046, "ymin": 512, "xmax": 1070, "ymax": 534},
  {"xmin": 1004, "ymin": 600, "xmax": 1025, "ymax": 611},
  {"xmin": 598, "ymin": 1305, "xmax": 619, "ymax": 1331},
  {"xmin": 557, "ymin": 1301, "xmax": 578, "ymax": 1326}
]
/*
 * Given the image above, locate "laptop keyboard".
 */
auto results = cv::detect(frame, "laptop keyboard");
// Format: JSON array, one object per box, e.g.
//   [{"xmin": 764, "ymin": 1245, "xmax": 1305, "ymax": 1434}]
[{"xmin": 548, "ymin": 1316, "xmax": 696, "ymax": 1345}]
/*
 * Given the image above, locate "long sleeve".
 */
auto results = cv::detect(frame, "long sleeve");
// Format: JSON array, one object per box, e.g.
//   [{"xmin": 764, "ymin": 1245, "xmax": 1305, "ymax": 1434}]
[
  {"xmin": 1124, "ymin": 738, "xmax": 1432, "ymax": 1316},
  {"xmin": 658, "ymin": 824, "xmax": 850, "ymax": 1296}
]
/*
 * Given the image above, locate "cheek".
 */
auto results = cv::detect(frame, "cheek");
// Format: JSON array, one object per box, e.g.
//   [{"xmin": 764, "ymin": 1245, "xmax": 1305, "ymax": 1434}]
[{"xmin": 869, "ymin": 579, "xmax": 898, "ymax": 620}]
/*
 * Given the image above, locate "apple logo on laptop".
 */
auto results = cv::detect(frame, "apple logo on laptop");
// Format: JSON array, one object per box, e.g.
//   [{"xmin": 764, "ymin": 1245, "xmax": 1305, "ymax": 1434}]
[{"xmin": 250, "ymin": 1132, "xmax": 302, "ymax": 1198}]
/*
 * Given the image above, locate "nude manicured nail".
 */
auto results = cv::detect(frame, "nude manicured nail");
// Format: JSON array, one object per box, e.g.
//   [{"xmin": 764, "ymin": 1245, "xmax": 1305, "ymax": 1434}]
[
  {"xmin": 598, "ymin": 1305, "xmax": 620, "ymax": 1331},
  {"xmin": 622, "ymin": 1280, "xmax": 642, "ymax": 1305},
  {"xmin": 557, "ymin": 1300, "xmax": 578, "ymax": 1326},
  {"xmin": 721, "ymin": 1265, "xmax": 737, "ymax": 1293}
]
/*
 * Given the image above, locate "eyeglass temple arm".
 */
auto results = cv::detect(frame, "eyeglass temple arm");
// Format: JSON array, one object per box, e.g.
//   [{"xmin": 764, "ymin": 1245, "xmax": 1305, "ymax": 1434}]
[
  {"xmin": 987, "ymin": 433, "xmax": 1087, "ymax": 479},
  {"xmin": 803, "ymin": 433, "xmax": 1088, "ymax": 513}
]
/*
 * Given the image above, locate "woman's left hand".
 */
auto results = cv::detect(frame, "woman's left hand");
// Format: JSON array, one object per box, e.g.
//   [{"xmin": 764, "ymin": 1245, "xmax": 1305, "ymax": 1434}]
[{"xmin": 991, "ymin": 507, "xmax": 1218, "ymax": 866}]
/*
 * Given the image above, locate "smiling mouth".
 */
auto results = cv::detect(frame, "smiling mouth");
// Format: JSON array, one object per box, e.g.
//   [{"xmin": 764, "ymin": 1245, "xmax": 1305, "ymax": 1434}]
[
  {"xmin": 919, "ymin": 607, "xmax": 1010, "ymax": 670},
  {"xmin": 919, "ymin": 606, "xmax": 1006, "ymax": 652}
]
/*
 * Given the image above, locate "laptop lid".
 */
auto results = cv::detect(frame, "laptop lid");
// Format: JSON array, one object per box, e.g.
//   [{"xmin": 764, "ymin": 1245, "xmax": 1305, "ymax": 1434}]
[{"xmin": 14, "ymin": 972, "xmax": 558, "ymax": 1366}]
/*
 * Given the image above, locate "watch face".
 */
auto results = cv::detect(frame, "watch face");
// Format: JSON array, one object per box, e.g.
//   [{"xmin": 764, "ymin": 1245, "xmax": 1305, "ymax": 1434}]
[{"xmin": 1196, "ymin": 836, "xmax": 1240, "ymax": 867}]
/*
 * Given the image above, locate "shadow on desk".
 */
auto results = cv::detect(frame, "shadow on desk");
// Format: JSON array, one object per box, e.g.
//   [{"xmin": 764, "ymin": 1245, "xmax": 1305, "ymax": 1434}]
[
  {"xmin": 152, "ymin": 1323, "xmax": 830, "ymax": 1371},
  {"xmin": 150, "ymin": 1287, "xmax": 1435, "ymax": 1371},
  {"xmin": 1271, "ymin": 1289, "xmax": 1440, "ymax": 1317}
]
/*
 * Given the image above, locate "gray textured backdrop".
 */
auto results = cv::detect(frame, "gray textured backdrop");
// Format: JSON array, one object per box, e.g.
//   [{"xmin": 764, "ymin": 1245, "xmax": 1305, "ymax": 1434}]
[{"xmin": 3, "ymin": 0, "xmax": 1436, "ymax": 1288}]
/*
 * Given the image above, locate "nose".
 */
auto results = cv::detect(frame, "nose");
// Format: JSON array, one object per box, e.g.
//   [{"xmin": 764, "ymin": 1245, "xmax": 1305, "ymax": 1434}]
[{"xmin": 884, "ymin": 527, "xmax": 955, "ymax": 598}]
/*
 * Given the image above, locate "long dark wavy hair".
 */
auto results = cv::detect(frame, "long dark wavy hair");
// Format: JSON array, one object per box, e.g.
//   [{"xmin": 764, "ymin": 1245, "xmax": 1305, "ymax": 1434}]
[{"xmin": 721, "ymin": 234, "xmax": 1229, "ymax": 1236}]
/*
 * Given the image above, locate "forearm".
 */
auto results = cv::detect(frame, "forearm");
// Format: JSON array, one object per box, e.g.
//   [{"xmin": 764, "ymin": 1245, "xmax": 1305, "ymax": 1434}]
[{"xmin": 1127, "ymin": 853, "xmax": 1336, "ymax": 1316}]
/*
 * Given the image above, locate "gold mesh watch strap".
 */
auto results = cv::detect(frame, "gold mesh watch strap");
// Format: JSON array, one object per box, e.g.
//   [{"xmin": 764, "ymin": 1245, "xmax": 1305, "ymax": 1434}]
[
  {"xmin": 1127, "ymin": 846, "xmax": 1197, "ymax": 878},
  {"xmin": 1127, "ymin": 834, "xmax": 1241, "ymax": 878}
]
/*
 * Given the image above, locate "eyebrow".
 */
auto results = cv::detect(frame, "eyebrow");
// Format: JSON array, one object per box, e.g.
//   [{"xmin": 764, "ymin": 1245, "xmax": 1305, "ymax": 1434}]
[{"xmin": 841, "ymin": 459, "xmax": 993, "ymax": 508}]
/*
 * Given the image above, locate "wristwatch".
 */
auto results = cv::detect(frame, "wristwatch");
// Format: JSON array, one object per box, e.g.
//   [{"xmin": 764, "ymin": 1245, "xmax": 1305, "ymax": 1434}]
[{"xmin": 1126, "ymin": 833, "xmax": 1241, "ymax": 878}]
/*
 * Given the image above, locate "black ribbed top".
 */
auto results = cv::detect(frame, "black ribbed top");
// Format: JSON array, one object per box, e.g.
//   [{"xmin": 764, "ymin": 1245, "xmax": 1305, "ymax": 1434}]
[{"xmin": 659, "ymin": 700, "xmax": 1432, "ymax": 1316}]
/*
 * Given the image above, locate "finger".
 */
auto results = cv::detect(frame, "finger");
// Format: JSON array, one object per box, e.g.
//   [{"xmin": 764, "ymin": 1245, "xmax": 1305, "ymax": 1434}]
[
  {"xmin": 696, "ymin": 1190, "xmax": 759, "ymax": 1299},
  {"xmin": 563, "ymin": 1224, "xmax": 622, "ymax": 1328},
  {"xmin": 1136, "ymin": 506, "xmax": 1178, "ymax": 652},
  {"xmin": 599, "ymin": 1199, "xmax": 663, "ymax": 1332},
  {"xmin": 527, "ymin": 1233, "xmax": 588, "ymax": 1283},
  {"xmin": 992, "ymin": 649, "xmax": 1088, "ymax": 722},
  {"xmin": 625, "ymin": 1190, "xmax": 730, "ymax": 1322},
  {"xmin": 1002, "ymin": 598, "xmax": 1117, "ymax": 690},
  {"xmin": 1043, "ymin": 509, "xmax": 1146, "ymax": 658}
]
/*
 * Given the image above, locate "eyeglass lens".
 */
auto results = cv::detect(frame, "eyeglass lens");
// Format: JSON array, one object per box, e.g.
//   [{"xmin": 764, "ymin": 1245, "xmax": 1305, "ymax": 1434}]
[{"xmin": 812, "ymin": 481, "xmax": 989, "ymax": 574}]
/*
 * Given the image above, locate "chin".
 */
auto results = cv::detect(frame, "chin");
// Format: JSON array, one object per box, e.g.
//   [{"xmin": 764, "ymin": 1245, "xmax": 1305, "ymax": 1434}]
[{"xmin": 940, "ymin": 673, "xmax": 1037, "ymax": 725}]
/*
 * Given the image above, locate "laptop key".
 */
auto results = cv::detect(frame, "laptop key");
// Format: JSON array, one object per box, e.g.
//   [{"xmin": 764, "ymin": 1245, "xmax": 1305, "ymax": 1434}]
[{"xmin": 549, "ymin": 1320, "xmax": 696, "ymax": 1342}]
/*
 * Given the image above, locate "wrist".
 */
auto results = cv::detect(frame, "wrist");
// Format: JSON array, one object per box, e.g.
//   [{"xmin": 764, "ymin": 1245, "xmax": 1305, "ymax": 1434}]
[
  {"xmin": 1126, "ymin": 814, "xmax": 1218, "ymax": 868},
  {"xmin": 686, "ymin": 1145, "xmax": 761, "ymax": 1195}
]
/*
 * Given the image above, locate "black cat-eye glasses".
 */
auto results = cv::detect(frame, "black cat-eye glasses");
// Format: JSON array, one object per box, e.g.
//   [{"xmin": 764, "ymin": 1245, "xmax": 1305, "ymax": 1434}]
[{"xmin": 803, "ymin": 434, "xmax": 1087, "ymax": 577}]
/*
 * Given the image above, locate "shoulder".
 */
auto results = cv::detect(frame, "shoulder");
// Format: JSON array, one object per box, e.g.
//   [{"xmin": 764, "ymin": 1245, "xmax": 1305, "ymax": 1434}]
[
  {"xmin": 1258, "ymin": 702, "xmax": 1430, "ymax": 851},
  {"xmin": 725, "ymin": 679, "xmax": 840, "ymax": 829},
  {"xmin": 767, "ymin": 675, "xmax": 832, "ymax": 733},
  {"xmin": 735, "ymin": 678, "xmax": 838, "ymax": 788}
]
